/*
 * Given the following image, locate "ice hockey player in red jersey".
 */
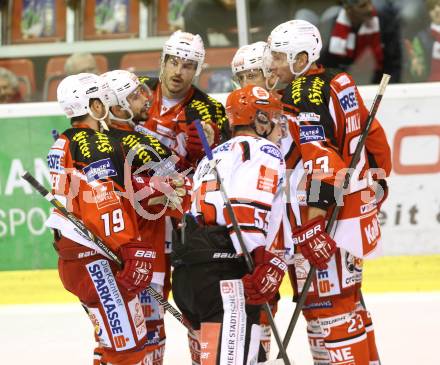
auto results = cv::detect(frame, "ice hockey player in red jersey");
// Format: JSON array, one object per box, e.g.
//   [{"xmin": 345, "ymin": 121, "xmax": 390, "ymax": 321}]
[
  {"xmin": 136, "ymin": 31, "xmax": 230, "ymax": 360},
  {"xmin": 171, "ymin": 85, "xmax": 289, "ymax": 365},
  {"xmin": 231, "ymin": 40, "xmax": 278, "ymax": 91},
  {"xmin": 45, "ymin": 73, "xmax": 157, "ymax": 364},
  {"xmin": 101, "ymin": 69, "xmax": 191, "ymax": 365},
  {"xmin": 269, "ymin": 19, "xmax": 392, "ymax": 365},
  {"xmin": 137, "ymin": 30, "xmax": 229, "ymax": 170}
]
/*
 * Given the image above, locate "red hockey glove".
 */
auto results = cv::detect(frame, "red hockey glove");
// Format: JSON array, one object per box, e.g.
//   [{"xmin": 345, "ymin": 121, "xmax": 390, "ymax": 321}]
[
  {"xmin": 116, "ymin": 243, "xmax": 156, "ymax": 294},
  {"xmin": 186, "ymin": 121, "xmax": 219, "ymax": 161},
  {"xmin": 292, "ymin": 217, "xmax": 337, "ymax": 270},
  {"xmin": 242, "ymin": 246, "xmax": 286, "ymax": 305}
]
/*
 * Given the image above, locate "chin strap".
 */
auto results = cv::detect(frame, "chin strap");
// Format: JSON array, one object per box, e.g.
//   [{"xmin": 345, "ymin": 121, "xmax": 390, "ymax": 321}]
[
  {"xmin": 109, "ymin": 110, "xmax": 135, "ymax": 123},
  {"xmin": 99, "ymin": 120, "xmax": 109, "ymax": 131},
  {"xmin": 265, "ymin": 76, "xmax": 279, "ymax": 91},
  {"xmin": 252, "ymin": 120, "xmax": 276, "ymax": 139},
  {"xmin": 108, "ymin": 106, "xmax": 137, "ymax": 129}
]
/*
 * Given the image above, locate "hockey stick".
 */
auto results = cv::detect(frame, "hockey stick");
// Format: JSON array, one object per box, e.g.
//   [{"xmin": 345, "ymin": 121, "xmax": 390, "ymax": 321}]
[
  {"xmin": 21, "ymin": 171, "xmax": 189, "ymax": 329},
  {"xmin": 277, "ymin": 74, "xmax": 391, "ymax": 358},
  {"xmin": 194, "ymin": 120, "xmax": 292, "ymax": 365}
]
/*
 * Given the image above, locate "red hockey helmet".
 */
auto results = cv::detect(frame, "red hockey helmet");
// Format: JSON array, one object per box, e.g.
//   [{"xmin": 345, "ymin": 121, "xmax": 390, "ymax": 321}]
[{"xmin": 226, "ymin": 85, "xmax": 283, "ymax": 129}]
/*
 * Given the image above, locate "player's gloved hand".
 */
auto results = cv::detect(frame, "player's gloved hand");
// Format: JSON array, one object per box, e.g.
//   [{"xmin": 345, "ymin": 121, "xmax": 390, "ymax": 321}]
[
  {"xmin": 116, "ymin": 243, "xmax": 156, "ymax": 294},
  {"xmin": 148, "ymin": 174, "xmax": 192, "ymax": 216},
  {"xmin": 292, "ymin": 217, "xmax": 337, "ymax": 270},
  {"xmin": 186, "ymin": 121, "xmax": 219, "ymax": 161},
  {"xmin": 242, "ymin": 246, "xmax": 286, "ymax": 305},
  {"xmin": 131, "ymin": 173, "xmax": 191, "ymax": 213}
]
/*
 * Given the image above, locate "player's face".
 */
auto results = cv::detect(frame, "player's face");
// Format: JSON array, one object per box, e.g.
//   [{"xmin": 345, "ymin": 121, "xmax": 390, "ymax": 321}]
[
  {"xmin": 271, "ymin": 51, "xmax": 294, "ymax": 84},
  {"xmin": 235, "ymin": 69, "xmax": 266, "ymax": 88},
  {"xmin": 127, "ymin": 84, "xmax": 153, "ymax": 122},
  {"xmin": 71, "ymin": 57, "xmax": 98, "ymax": 75},
  {"xmin": 267, "ymin": 122, "xmax": 282, "ymax": 146},
  {"xmin": 430, "ymin": 4, "xmax": 440, "ymax": 25},
  {"xmin": 161, "ymin": 56, "xmax": 197, "ymax": 98},
  {"xmin": 220, "ymin": 0, "xmax": 236, "ymax": 10},
  {"xmin": 345, "ymin": 0, "xmax": 373, "ymax": 25},
  {"xmin": 0, "ymin": 77, "xmax": 16, "ymax": 103},
  {"xmin": 255, "ymin": 110, "xmax": 283, "ymax": 146}
]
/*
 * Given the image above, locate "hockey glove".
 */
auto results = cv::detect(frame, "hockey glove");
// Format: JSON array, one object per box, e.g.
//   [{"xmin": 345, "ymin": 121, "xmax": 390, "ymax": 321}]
[
  {"xmin": 242, "ymin": 246, "xmax": 286, "ymax": 305},
  {"xmin": 116, "ymin": 243, "xmax": 156, "ymax": 294},
  {"xmin": 131, "ymin": 174, "xmax": 191, "ymax": 213},
  {"xmin": 292, "ymin": 217, "xmax": 337, "ymax": 270},
  {"xmin": 186, "ymin": 121, "xmax": 219, "ymax": 161}
]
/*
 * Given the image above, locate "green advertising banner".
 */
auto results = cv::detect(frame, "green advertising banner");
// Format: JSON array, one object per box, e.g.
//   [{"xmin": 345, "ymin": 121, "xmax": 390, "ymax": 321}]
[{"xmin": 0, "ymin": 113, "xmax": 69, "ymax": 270}]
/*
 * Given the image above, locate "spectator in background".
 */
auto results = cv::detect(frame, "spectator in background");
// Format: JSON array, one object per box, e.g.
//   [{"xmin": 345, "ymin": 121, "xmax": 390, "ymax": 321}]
[
  {"xmin": 405, "ymin": 0, "xmax": 440, "ymax": 82},
  {"xmin": 168, "ymin": 0, "xmax": 190, "ymax": 31},
  {"xmin": 64, "ymin": 52, "xmax": 98, "ymax": 75},
  {"xmin": 0, "ymin": 67, "xmax": 22, "ymax": 103},
  {"xmin": 320, "ymin": 0, "xmax": 402, "ymax": 84},
  {"xmin": 182, "ymin": 0, "xmax": 292, "ymax": 47}
]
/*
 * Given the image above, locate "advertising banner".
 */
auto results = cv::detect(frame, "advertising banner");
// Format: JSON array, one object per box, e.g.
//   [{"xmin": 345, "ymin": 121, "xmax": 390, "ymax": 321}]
[
  {"xmin": 362, "ymin": 83, "xmax": 440, "ymax": 255},
  {"xmin": 0, "ymin": 103, "xmax": 68, "ymax": 270}
]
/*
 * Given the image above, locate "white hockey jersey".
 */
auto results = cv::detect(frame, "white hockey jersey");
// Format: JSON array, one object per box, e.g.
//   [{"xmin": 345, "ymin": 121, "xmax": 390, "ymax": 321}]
[{"xmin": 191, "ymin": 135, "xmax": 289, "ymax": 256}]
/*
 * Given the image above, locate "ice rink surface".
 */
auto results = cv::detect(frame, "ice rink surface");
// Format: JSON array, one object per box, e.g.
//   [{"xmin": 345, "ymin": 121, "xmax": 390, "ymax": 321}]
[{"xmin": 1, "ymin": 292, "xmax": 439, "ymax": 364}]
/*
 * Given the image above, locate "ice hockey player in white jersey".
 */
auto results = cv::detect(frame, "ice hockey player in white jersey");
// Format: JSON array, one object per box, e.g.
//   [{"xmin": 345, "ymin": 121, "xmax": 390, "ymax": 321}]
[
  {"xmin": 171, "ymin": 85, "xmax": 288, "ymax": 364},
  {"xmin": 231, "ymin": 40, "xmax": 286, "ymax": 361}
]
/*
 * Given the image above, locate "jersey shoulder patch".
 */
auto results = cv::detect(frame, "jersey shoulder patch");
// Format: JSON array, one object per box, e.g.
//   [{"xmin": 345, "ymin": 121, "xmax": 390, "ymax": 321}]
[
  {"xmin": 299, "ymin": 124, "xmax": 326, "ymax": 144},
  {"xmin": 83, "ymin": 157, "xmax": 118, "ymax": 182},
  {"xmin": 259, "ymin": 144, "xmax": 282, "ymax": 160}
]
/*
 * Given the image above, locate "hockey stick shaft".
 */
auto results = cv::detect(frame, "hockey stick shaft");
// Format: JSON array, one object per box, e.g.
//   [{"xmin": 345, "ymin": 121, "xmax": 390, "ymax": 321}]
[
  {"xmin": 21, "ymin": 171, "xmax": 187, "ymax": 328},
  {"xmin": 278, "ymin": 74, "xmax": 390, "ymax": 357},
  {"xmin": 195, "ymin": 120, "xmax": 292, "ymax": 365},
  {"xmin": 51, "ymin": 129, "xmax": 59, "ymax": 141}
]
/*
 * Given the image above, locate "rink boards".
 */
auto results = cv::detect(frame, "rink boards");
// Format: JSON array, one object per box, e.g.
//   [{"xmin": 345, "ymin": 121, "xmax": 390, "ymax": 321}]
[
  {"xmin": 1, "ymin": 254, "xmax": 439, "ymax": 305},
  {"xmin": 0, "ymin": 83, "xmax": 439, "ymax": 273}
]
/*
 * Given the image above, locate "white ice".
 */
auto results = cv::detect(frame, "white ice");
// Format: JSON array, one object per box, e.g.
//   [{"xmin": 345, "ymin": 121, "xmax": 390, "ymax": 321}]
[{"xmin": 0, "ymin": 293, "xmax": 438, "ymax": 364}]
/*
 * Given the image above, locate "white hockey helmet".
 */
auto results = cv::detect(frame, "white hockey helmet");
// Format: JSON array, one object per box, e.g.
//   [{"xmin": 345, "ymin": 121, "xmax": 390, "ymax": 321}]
[
  {"xmin": 269, "ymin": 19, "xmax": 322, "ymax": 76},
  {"xmin": 57, "ymin": 73, "xmax": 115, "ymax": 119},
  {"xmin": 231, "ymin": 41, "xmax": 272, "ymax": 78},
  {"xmin": 101, "ymin": 69, "xmax": 153, "ymax": 122},
  {"xmin": 101, "ymin": 70, "xmax": 140, "ymax": 109},
  {"xmin": 162, "ymin": 30, "xmax": 205, "ymax": 76}
]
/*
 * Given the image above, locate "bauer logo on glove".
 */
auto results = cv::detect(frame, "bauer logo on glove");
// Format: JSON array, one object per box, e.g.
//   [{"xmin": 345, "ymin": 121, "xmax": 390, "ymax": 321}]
[
  {"xmin": 292, "ymin": 217, "xmax": 337, "ymax": 270},
  {"xmin": 134, "ymin": 249, "xmax": 157, "ymax": 259},
  {"xmin": 117, "ymin": 243, "xmax": 156, "ymax": 294},
  {"xmin": 242, "ymin": 246, "xmax": 286, "ymax": 305},
  {"xmin": 291, "ymin": 222, "xmax": 323, "ymax": 244}
]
